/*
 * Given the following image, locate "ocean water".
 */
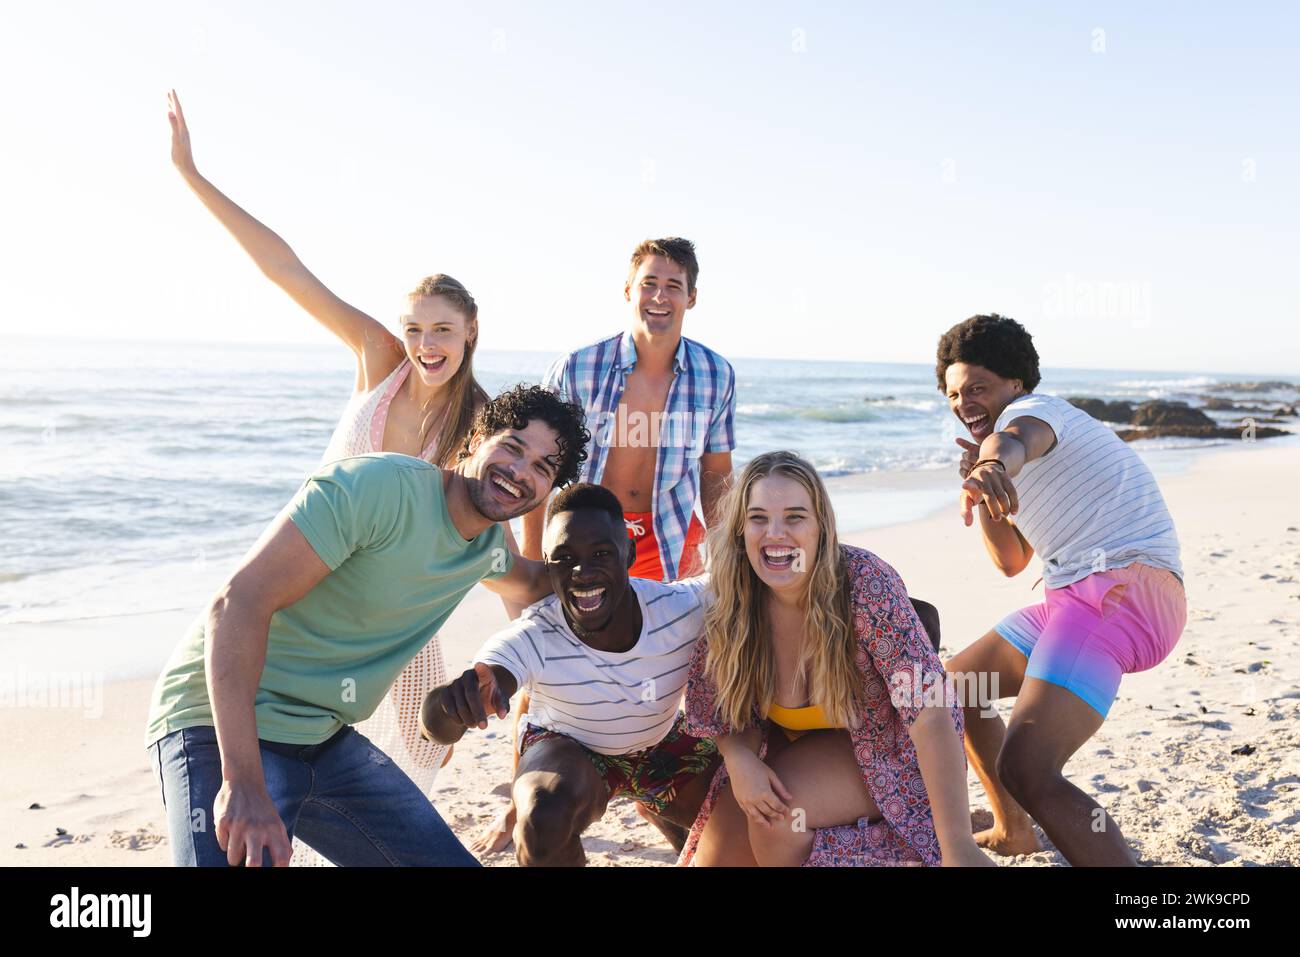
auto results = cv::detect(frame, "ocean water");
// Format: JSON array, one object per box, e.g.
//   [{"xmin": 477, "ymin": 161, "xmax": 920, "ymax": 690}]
[{"xmin": 1, "ymin": 335, "xmax": 1295, "ymax": 642}]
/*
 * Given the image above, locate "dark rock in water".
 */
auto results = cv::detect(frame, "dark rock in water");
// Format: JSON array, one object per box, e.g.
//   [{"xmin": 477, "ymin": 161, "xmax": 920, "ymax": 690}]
[
  {"xmin": 1116, "ymin": 424, "xmax": 1291, "ymax": 441},
  {"xmin": 1205, "ymin": 380, "xmax": 1297, "ymax": 394},
  {"xmin": 1067, "ymin": 397, "xmax": 1135, "ymax": 423},
  {"xmin": 862, "ymin": 395, "xmax": 896, "ymax": 403},
  {"xmin": 1132, "ymin": 400, "xmax": 1215, "ymax": 428},
  {"xmin": 1199, "ymin": 397, "xmax": 1298, "ymax": 416},
  {"xmin": 1200, "ymin": 397, "xmax": 1258, "ymax": 412}
]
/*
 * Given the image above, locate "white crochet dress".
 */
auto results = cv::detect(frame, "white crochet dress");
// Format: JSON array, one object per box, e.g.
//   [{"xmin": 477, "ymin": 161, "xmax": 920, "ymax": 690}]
[{"xmin": 294, "ymin": 359, "xmax": 450, "ymax": 866}]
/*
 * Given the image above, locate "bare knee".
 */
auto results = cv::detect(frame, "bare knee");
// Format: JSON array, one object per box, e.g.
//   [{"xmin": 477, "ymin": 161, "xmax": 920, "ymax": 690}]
[
  {"xmin": 514, "ymin": 785, "xmax": 583, "ymax": 866},
  {"xmin": 744, "ymin": 772, "xmax": 816, "ymax": 867},
  {"xmin": 996, "ymin": 734, "xmax": 1060, "ymax": 808},
  {"xmin": 694, "ymin": 784, "xmax": 758, "ymax": 868},
  {"xmin": 748, "ymin": 814, "xmax": 814, "ymax": 867}
]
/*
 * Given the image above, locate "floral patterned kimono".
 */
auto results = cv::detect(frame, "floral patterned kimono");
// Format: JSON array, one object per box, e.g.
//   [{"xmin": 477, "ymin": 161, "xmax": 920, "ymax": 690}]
[{"xmin": 677, "ymin": 544, "xmax": 965, "ymax": 866}]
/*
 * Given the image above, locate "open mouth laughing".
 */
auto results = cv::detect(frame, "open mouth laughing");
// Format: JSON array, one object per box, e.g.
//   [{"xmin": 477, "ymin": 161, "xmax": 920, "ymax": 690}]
[
  {"xmin": 961, "ymin": 410, "xmax": 991, "ymax": 437},
  {"xmin": 416, "ymin": 354, "xmax": 448, "ymax": 374},
  {"xmin": 759, "ymin": 544, "xmax": 800, "ymax": 571},
  {"xmin": 568, "ymin": 585, "xmax": 607, "ymax": 614},
  {"xmin": 489, "ymin": 469, "xmax": 527, "ymax": 504}
]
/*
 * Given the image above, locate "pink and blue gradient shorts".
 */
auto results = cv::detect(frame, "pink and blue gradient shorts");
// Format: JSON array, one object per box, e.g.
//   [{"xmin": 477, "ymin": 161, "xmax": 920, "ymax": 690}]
[{"xmin": 993, "ymin": 563, "xmax": 1187, "ymax": 718}]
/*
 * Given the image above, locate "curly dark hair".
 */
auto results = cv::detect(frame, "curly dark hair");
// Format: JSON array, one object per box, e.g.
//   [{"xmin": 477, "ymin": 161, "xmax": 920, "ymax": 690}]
[
  {"xmin": 935, "ymin": 314, "xmax": 1041, "ymax": 393},
  {"xmin": 457, "ymin": 384, "xmax": 590, "ymax": 488}
]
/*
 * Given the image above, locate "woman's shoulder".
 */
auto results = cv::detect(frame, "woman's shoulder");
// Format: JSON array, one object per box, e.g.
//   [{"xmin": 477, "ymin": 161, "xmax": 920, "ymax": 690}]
[
  {"xmin": 838, "ymin": 543, "xmax": 902, "ymax": 582},
  {"xmin": 839, "ymin": 543, "xmax": 908, "ymax": 611}
]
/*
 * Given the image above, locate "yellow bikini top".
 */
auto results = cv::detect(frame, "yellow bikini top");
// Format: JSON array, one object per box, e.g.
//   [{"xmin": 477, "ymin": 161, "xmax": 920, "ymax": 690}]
[{"xmin": 766, "ymin": 701, "xmax": 839, "ymax": 732}]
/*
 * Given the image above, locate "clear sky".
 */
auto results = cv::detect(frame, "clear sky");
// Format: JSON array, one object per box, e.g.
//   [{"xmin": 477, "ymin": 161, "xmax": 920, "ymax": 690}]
[{"xmin": 1, "ymin": 1, "xmax": 1296, "ymax": 374}]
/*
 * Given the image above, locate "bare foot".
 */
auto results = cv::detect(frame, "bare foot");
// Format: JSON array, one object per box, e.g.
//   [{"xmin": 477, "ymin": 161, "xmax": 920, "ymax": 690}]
[
  {"xmin": 974, "ymin": 824, "xmax": 1043, "ymax": 856},
  {"xmin": 472, "ymin": 802, "xmax": 516, "ymax": 854}
]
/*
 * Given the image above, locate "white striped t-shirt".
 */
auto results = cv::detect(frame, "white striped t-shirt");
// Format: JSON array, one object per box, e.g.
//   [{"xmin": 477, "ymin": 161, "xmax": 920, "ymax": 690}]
[
  {"xmin": 995, "ymin": 392, "xmax": 1182, "ymax": 589},
  {"xmin": 474, "ymin": 576, "xmax": 711, "ymax": 755}
]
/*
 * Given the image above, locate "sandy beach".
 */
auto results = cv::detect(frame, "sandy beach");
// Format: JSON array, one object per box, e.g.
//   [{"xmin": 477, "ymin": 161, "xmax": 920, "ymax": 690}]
[{"xmin": 3, "ymin": 439, "xmax": 1297, "ymax": 867}]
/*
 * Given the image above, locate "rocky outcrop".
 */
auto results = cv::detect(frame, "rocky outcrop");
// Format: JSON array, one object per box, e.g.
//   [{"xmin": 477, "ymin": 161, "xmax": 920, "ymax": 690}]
[
  {"xmin": 1131, "ymin": 401, "xmax": 1215, "ymax": 428},
  {"xmin": 1115, "ymin": 425, "xmax": 1290, "ymax": 442},
  {"xmin": 1067, "ymin": 397, "xmax": 1134, "ymax": 423},
  {"xmin": 1200, "ymin": 397, "xmax": 1298, "ymax": 416},
  {"xmin": 1201, "ymin": 397, "xmax": 1254, "ymax": 412},
  {"xmin": 1204, "ymin": 380, "xmax": 1298, "ymax": 394},
  {"xmin": 1068, "ymin": 395, "xmax": 1291, "ymax": 441}
]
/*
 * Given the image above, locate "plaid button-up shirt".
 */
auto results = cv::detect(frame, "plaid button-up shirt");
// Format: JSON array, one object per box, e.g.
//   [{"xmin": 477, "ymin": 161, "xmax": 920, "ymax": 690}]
[{"xmin": 542, "ymin": 330, "xmax": 737, "ymax": 581}]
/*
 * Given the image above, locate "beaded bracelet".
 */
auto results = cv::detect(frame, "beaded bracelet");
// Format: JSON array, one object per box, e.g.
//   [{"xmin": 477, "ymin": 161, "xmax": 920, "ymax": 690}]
[{"xmin": 972, "ymin": 458, "xmax": 1007, "ymax": 473}]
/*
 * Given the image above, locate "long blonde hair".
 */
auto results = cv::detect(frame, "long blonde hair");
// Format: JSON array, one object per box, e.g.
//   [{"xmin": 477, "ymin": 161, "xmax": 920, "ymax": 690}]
[
  {"xmin": 407, "ymin": 274, "xmax": 490, "ymax": 468},
  {"xmin": 701, "ymin": 451, "xmax": 860, "ymax": 730}
]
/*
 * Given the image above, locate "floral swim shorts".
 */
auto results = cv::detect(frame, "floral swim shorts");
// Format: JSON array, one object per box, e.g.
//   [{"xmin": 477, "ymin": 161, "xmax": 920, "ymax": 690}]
[{"xmin": 519, "ymin": 711, "xmax": 718, "ymax": 815}]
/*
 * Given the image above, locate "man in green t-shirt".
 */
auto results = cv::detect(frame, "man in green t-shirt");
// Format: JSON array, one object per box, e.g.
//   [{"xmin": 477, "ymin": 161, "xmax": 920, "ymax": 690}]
[{"xmin": 145, "ymin": 385, "xmax": 589, "ymax": 867}]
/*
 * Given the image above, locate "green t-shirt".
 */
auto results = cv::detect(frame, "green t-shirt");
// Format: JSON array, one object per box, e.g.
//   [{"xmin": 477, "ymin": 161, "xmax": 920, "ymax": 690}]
[{"xmin": 144, "ymin": 453, "xmax": 513, "ymax": 746}]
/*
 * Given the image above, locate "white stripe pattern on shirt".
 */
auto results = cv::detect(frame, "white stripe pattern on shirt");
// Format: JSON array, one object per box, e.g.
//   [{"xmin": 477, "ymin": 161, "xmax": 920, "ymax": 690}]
[
  {"xmin": 474, "ymin": 576, "xmax": 711, "ymax": 755},
  {"xmin": 994, "ymin": 393, "xmax": 1182, "ymax": 588}
]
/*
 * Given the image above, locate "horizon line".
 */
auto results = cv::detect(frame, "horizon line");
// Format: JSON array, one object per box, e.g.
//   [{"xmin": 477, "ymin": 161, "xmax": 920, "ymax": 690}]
[{"xmin": 2, "ymin": 331, "xmax": 1297, "ymax": 382}]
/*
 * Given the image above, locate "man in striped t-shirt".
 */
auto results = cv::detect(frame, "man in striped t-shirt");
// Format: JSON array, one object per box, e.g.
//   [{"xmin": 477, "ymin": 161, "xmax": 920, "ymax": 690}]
[
  {"xmin": 473, "ymin": 236, "xmax": 736, "ymax": 854},
  {"xmin": 422, "ymin": 484, "xmax": 720, "ymax": 866},
  {"xmin": 937, "ymin": 314, "xmax": 1187, "ymax": 867}
]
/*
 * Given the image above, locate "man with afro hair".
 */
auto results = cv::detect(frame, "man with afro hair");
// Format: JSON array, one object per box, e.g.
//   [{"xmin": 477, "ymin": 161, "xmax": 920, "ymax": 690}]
[{"xmin": 936, "ymin": 314, "xmax": 1185, "ymax": 866}]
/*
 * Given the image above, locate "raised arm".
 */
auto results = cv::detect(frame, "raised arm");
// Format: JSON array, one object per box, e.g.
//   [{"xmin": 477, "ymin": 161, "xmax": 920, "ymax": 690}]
[{"xmin": 167, "ymin": 90, "xmax": 403, "ymax": 391}]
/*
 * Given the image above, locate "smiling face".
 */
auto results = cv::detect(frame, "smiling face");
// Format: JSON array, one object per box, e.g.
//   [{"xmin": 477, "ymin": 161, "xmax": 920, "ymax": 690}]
[
  {"xmin": 743, "ymin": 474, "xmax": 820, "ymax": 598},
  {"xmin": 400, "ymin": 295, "xmax": 474, "ymax": 388},
  {"xmin": 463, "ymin": 419, "xmax": 561, "ymax": 522},
  {"xmin": 624, "ymin": 254, "xmax": 696, "ymax": 337},
  {"xmin": 943, "ymin": 362, "xmax": 1024, "ymax": 443},
  {"xmin": 544, "ymin": 509, "xmax": 635, "ymax": 635}
]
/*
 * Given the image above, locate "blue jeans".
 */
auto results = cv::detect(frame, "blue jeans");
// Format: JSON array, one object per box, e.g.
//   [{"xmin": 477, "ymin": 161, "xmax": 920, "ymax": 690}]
[{"xmin": 148, "ymin": 724, "xmax": 478, "ymax": 867}]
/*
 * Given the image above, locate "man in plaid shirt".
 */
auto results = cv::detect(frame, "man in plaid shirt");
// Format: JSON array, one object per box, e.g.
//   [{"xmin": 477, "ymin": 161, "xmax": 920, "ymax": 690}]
[{"xmin": 523, "ymin": 236, "xmax": 736, "ymax": 582}]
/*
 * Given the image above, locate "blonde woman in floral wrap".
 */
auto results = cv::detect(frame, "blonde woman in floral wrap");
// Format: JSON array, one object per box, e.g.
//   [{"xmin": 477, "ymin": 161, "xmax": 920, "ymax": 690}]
[{"xmin": 679, "ymin": 451, "xmax": 992, "ymax": 867}]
